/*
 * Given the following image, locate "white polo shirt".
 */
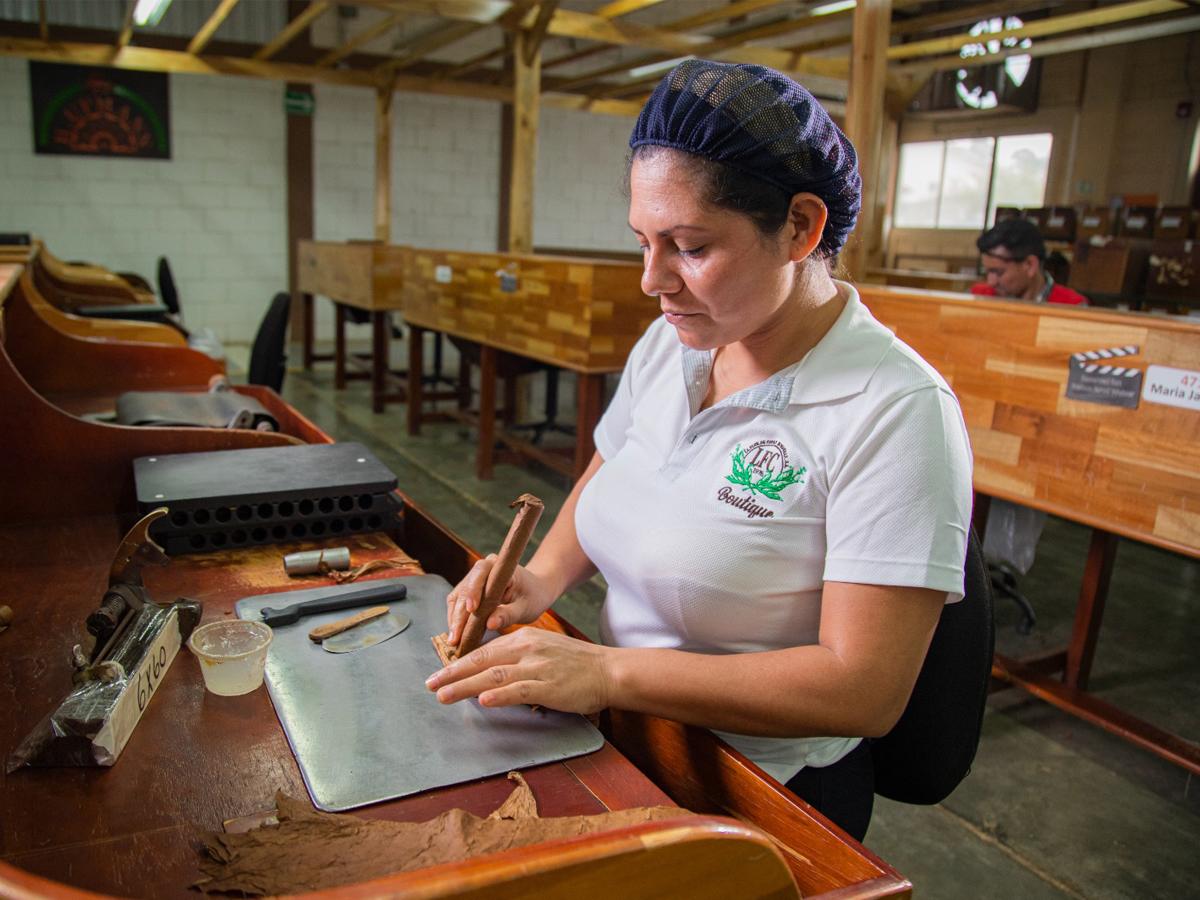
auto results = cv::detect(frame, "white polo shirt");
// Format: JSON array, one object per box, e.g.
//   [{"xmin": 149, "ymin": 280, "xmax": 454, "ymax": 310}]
[{"xmin": 574, "ymin": 282, "xmax": 973, "ymax": 783}]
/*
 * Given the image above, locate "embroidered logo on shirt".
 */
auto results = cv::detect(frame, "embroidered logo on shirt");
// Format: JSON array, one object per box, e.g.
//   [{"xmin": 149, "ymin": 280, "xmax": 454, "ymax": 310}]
[{"xmin": 718, "ymin": 440, "xmax": 806, "ymax": 518}]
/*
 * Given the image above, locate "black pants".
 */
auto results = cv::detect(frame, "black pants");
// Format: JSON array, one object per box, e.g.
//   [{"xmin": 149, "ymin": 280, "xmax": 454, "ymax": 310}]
[{"xmin": 783, "ymin": 740, "xmax": 874, "ymax": 841}]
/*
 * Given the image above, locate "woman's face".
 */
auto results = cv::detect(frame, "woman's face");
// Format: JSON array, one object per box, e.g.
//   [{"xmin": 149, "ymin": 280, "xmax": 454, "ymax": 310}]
[{"xmin": 628, "ymin": 150, "xmax": 800, "ymax": 351}]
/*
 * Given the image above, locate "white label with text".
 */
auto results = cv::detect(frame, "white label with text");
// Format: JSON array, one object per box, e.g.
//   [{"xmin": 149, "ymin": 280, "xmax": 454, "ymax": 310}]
[
  {"xmin": 93, "ymin": 609, "xmax": 182, "ymax": 765},
  {"xmin": 1142, "ymin": 365, "xmax": 1200, "ymax": 411}
]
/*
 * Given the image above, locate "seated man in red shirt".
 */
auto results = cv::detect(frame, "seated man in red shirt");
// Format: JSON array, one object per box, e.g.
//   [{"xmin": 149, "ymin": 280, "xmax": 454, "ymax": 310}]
[{"xmin": 971, "ymin": 218, "xmax": 1087, "ymax": 305}]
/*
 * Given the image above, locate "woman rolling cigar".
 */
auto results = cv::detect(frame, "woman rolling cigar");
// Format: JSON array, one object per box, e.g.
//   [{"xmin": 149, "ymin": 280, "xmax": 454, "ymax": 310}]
[{"xmin": 427, "ymin": 60, "xmax": 973, "ymax": 840}]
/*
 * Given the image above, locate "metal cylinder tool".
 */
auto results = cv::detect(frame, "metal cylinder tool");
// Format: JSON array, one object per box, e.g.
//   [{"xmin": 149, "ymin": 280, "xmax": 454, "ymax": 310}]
[{"xmin": 284, "ymin": 547, "xmax": 351, "ymax": 576}]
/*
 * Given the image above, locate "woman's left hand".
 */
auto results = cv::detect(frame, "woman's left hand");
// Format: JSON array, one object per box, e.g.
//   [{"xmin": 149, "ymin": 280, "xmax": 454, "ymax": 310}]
[{"xmin": 425, "ymin": 628, "xmax": 614, "ymax": 715}]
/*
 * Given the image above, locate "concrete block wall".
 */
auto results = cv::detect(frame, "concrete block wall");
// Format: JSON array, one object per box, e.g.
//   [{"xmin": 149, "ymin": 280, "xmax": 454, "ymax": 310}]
[
  {"xmin": 535, "ymin": 106, "xmax": 633, "ymax": 253},
  {"xmin": 0, "ymin": 56, "xmax": 640, "ymax": 347},
  {"xmin": 0, "ymin": 57, "xmax": 287, "ymax": 343},
  {"xmin": 1108, "ymin": 34, "xmax": 1200, "ymax": 205}
]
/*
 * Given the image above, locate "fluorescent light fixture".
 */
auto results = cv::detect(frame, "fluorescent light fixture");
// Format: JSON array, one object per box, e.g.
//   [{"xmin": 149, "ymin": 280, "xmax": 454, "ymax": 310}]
[
  {"xmin": 133, "ymin": 0, "xmax": 174, "ymax": 27},
  {"xmin": 628, "ymin": 56, "xmax": 693, "ymax": 81},
  {"xmin": 811, "ymin": 0, "xmax": 856, "ymax": 16}
]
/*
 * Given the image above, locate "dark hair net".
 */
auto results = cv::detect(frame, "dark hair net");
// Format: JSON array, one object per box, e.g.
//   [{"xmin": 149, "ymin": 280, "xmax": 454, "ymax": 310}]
[{"xmin": 630, "ymin": 59, "xmax": 861, "ymax": 254}]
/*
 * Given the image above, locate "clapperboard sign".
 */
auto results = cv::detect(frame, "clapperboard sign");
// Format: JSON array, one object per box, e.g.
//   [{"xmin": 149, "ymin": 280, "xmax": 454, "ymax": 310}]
[{"xmin": 1066, "ymin": 345, "xmax": 1143, "ymax": 409}]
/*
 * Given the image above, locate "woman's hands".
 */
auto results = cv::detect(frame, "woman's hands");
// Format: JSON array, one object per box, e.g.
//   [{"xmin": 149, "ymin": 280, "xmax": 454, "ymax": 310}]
[
  {"xmin": 437, "ymin": 552, "xmax": 612, "ymax": 715},
  {"xmin": 444, "ymin": 555, "xmax": 560, "ymax": 646},
  {"xmin": 426, "ymin": 628, "xmax": 615, "ymax": 715}
]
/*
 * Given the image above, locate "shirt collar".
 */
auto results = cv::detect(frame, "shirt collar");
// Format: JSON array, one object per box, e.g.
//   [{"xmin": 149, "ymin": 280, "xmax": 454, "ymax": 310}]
[
  {"xmin": 679, "ymin": 282, "xmax": 895, "ymax": 414},
  {"xmin": 1037, "ymin": 272, "xmax": 1055, "ymax": 303}
]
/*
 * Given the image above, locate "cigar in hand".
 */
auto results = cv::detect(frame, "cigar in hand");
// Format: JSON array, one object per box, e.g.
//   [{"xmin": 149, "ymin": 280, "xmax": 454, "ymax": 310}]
[{"xmin": 432, "ymin": 493, "xmax": 544, "ymax": 666}]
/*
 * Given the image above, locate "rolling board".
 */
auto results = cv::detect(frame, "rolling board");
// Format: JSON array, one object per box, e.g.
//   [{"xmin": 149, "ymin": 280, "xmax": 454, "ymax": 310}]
[{"xmin": 234, "ymin": 575, "xmax": 603, "ymax": 812}]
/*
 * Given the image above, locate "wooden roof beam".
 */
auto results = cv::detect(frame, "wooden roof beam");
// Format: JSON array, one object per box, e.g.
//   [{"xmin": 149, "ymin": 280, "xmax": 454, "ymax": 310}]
[
  {"xmin": 0, "ymin": 32, "xmax": 648, "ymax": 116},
  {"xmin": 890, "ymin": 0, "xmax": 1059, "ymax": 39},
  {"xmin": 592, "ymin": 0, "xmax": 668, "ymax": 18},
  {"xmin": 187, "ymin": 0, "xmax": 242, "ymax": 55},
  {"xmin": 781, "ymin": 0, "xmax": 1054, "ymax": 60},
  {"xmin": 563, "ymin": 6, "xmax": 869, "ymax": 99},
  {"xmin": 375, "ymin": 19, "xmax": 486, "ymax": 74},
  {"xmin": 895, "ymin": 11, "xmax": 1200, "ymax": 74},
  {"xmin": 2, "ymin": 35, "xmax": 380, "ymax": 85},
  {"xmin": 438, "ymin": 0, "xmax": 538, "ymax": 78},
  {"xmin": 254, "ymin": 0, "xmax": 331, "ymax": 61},
  {"xmin": 544, "ymin": 0, "xmax": 788, "ymax": 74},
  {"xmin": 522, "ymin": 0, "xmax": 560, "ymax": 64},
  {"xmin": 352, "ymin": 0, "xmax": 510, "ymax": 27},
  {"xmin": 354, "ymin": 0, "xmax": 850, "ymax": 78},
  {"xmin": 546, "ymin": 0, "xmax": 934, "ymax": 92},
  {"xmin": 543, "ymin": 8, "xmax": 850, "ymax": 79},
  {"xmin": 441, "ymin": 44, "xmax": 505, "ymax": 79},
  {"xmin": 116, "ymin": 0, "xmax": 135, "ymax": 49},
  {"xmin": 437, "ymin": 0, "xmax": 672, "ymax": 80},
  {"xmin": 38, "ymin": 0, "xmax": 47, "ymax": 41},
  {"xmin": 662, "ymin": 0, "xmax": 790, "ymax": 34},
  {"xmin": 318, "ymin": 10, "xmax": 408, "ymax": 67},
  {"xmin": 887, "ymin": 0, "xmax": 1186, "ymax": 61}
]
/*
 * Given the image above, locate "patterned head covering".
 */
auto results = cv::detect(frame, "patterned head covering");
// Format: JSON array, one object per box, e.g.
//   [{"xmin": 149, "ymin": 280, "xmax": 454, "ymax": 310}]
[{"xmin": 630, "ymin": 59, "xmax": 861, "ymax": 254}]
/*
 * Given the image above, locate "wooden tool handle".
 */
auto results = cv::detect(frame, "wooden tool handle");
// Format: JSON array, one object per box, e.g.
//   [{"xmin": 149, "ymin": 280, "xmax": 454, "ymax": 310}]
[{"xmin": 308, "ymin": 606, "xmax": 389, "ymax": 642}]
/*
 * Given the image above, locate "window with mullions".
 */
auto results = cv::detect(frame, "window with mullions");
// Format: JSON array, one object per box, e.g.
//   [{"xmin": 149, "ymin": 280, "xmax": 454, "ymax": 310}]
[{"xmin": 894, "ymin": 133, "xmax": 1052, "ymax": 229}]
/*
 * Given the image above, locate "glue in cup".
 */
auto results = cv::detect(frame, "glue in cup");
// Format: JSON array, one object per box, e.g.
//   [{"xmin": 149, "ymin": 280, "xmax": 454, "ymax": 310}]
[{"xmin": 188, "ymin": 620, "xmax": 273, "ymax": 696}]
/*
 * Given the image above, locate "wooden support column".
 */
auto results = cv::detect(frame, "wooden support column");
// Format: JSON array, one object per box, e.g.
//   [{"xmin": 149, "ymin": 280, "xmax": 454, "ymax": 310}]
[
  {"xmin": 375, "ymin": 82, "xmax": 395, "ymax": 243},
  {"xmin": 842, "ymin": 0, "xmax": 891, "ymax": 283},
  {"xmin": 285, "ymin": 1, "xmax": 316, "ymax": 367},
  {"xmin": 287, "ymin": 82, "xmax": 315, "ymax": 366},
  {"xmin": 497, "ymin": 36, "xmax": 514, "ymax": 252},
  {"xmin": 507, "ymin": 30, "xmax": 541, "ymax": 254}
]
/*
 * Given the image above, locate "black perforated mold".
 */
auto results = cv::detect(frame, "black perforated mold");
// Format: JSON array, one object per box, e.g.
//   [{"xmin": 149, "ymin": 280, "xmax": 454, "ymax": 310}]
[{"xmin": 133, "ymin": 443, "xmax": 400, "ymax": 556}]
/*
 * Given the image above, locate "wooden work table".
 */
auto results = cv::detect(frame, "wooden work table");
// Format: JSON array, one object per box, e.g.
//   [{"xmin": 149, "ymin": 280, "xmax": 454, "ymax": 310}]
[
  {"xmin": 296, "ymin": 242, "xmax": 657, "ymax": 480},
  {"xmin": 864, "ymin": 267, "xmax": 977, "ymax": 292},
  {"xmin": 403, "ymin": 247, "xmax": 657, "ymax": 481},
  {"xmin": 859, "ymin": 284, "xmax": 1200, "ymax": 774},
  {"xmin": 296, "ymin": 240, "xmax": 412, "ymax": 413},
  {"xmin": 0, "ymin": 518, "xmax": 667, "ymax": 898},
  {"xmin": 0, "ymin": 261, "xmax": 911, "ymax": 899},
  {"xmin": 30, "ymin": 240, "xmax": 158, "ymax": 310}
]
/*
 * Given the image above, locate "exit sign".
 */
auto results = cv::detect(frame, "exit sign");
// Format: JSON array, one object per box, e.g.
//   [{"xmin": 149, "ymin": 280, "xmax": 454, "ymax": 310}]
[{"xmin": 285, "ymin": 90, "xmax": 314, "ymax": 117}]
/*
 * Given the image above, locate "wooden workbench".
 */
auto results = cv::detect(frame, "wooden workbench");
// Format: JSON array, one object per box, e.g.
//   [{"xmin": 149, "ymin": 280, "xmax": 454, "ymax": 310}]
[
  {"xmin": 28, "ymin": 240, "xmax": 158, "ymax": 310},
  {"xmin": 859, "ymin": 283, "xmax": 1200, "ymax": 774},
  {"xmin": 403, "ymin": 248, "xmax": 657, "ymax": 481},
  {"xmin": 0, "ymin": 261, "xmax": 912, "ymax": 899},
  {"xmin": 863, "ymin": 267, "xmax": 976, "ymax": 292},
  {"xmin": 296, "ymin": 239, "xmax": 411, "ymax": 413}
]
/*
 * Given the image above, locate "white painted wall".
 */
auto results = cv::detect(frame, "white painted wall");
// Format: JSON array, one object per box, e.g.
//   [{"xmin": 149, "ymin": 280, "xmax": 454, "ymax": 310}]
[
  {"xmin": 311, "ymin": 87, "xmax": 633, "ymax": 254},
  {"xmin": 0, "ymin": 57, "xmax": 287, "ymax": 343},
  {"xmin": 1, "ymin": 56, "xmax": 640, "ymax": 346},
  {"xmin": 535, "ymin": 106, "xmax": 633, "ymax": 253}
]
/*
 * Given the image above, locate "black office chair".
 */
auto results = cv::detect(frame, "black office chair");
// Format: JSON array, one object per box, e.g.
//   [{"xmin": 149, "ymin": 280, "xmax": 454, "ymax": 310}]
[
  {"xmin": 75, "ymin": 254, "xmax": 186, "ymax": 335},
  {"xmin": 870, "ymin": 528, "xmax": 995, "ymax": 805},
  {"xmin": 157, "ymin": 256, "xmax": 183, "ymax": 320},
  {"xmin": 247, "ymin": 291, "xmax": 291, "ymax": 393}
]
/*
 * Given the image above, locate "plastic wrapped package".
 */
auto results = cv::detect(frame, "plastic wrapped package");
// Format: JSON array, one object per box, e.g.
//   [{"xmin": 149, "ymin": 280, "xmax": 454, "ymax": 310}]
[{"xmin": 7, "ymin": 599, "xmax": 200, "ymax": 771}]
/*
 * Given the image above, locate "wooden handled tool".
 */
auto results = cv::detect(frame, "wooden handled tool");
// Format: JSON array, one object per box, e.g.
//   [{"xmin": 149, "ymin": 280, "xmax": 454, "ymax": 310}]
[
  {"xmin": 434, "ymin": 493, "xmax": 544, "ymax": 665},
  {"xmin": 309, "ymin": 606, "xmax": 390, "ymax": 643}
]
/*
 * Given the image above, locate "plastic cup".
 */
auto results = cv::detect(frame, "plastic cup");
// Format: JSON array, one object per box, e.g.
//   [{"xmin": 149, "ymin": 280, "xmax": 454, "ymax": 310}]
[{"xmin": 188, "ymin": 620, "xmax": 273, "ymax": 696}]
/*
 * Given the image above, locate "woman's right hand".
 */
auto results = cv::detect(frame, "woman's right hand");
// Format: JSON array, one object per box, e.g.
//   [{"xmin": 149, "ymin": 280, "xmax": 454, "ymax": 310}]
[{"xmin": 444, "ymin": 556, "xmax": 559, "ymax": 647}]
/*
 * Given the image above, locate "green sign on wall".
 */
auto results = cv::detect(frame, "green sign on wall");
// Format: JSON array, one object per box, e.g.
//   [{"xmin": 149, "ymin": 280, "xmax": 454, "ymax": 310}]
[{"xmin": 285, "ymin": 89, "xmax": 314, "ymax": 117}]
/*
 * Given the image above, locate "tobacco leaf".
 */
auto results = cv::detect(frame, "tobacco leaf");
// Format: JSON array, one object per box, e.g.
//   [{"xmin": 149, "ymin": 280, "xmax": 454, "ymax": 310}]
[{"xmin": 194, "ymin": 773, "xmax": 686, "ymax": 895}]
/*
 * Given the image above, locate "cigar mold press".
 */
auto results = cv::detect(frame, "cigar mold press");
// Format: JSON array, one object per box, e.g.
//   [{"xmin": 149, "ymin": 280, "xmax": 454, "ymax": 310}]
[{"xmin": 133, "ymin": 442, "xmax": 400, "ymax": 555}]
